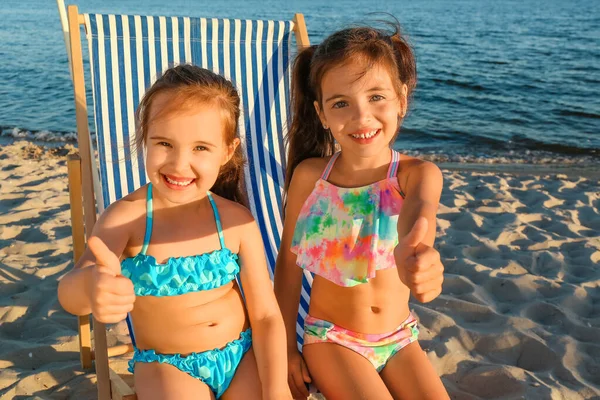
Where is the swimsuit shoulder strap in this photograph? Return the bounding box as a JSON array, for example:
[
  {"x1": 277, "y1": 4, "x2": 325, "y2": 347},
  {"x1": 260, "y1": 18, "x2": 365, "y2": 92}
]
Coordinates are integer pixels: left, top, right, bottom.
[
  {"x1": 386, "y1": 149, "x2": 401, "y2": 179},
  {"x1": 207, "y1": 192, "x2": 225, "y2": 249},
  {"x1": 321, "y1": 152, "x2": 341, "y2": 180},
  {"x1": 140, "y1": 183, "x2": 154, "y2": 255}
]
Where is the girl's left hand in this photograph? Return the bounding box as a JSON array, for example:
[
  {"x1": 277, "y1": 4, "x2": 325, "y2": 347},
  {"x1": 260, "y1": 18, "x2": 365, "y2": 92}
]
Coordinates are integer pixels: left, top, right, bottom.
[{"x1": 394, "y1": 217, "x2": 444, "y2": 303}]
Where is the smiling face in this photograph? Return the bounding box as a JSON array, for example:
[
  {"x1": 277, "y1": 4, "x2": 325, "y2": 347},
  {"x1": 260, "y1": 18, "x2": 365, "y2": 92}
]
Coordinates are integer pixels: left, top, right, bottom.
[
  {"x1": 314, "y1": 60, "x2": 407, "y2": 160},
  {"x1": 144, "y1": 92, "x2": 239, "y2": 205}
]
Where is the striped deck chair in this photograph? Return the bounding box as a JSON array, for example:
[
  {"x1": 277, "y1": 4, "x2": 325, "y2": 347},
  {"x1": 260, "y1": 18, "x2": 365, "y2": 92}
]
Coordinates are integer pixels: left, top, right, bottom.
[{"x1": 61, "y1": 4, "x2": 315, "y2": 400}]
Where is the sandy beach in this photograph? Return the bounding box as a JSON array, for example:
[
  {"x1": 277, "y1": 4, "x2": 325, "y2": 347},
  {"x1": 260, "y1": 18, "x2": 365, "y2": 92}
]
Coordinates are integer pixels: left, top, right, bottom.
[{"x1": 0, "y1": 140, "x2": 598, "y2": 399}]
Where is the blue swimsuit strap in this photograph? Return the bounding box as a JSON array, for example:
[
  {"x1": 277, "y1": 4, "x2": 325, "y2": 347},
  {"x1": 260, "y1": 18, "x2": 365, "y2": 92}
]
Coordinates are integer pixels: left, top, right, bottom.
[
  {"x1": 140, "y1": 185, "x2": 225, "y2": 253},
  {"x1": 140, "y1": 183, "x2": 154, "y2": 255},
  {"x1": 207, "y1": 192, "x2": 225, "y2": 249},
  {"x1": 127, "y1": 183, "x2": 154, "y2": 348},
  {"x1": 208, "y1": 191, "x2": 245, "y2": 300}
]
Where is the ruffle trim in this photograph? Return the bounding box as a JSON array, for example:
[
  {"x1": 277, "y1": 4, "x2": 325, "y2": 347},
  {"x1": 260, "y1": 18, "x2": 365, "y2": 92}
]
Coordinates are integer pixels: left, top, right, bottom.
[{"x1": 121, "y1": 248, "x2": 240, "y2": 296}]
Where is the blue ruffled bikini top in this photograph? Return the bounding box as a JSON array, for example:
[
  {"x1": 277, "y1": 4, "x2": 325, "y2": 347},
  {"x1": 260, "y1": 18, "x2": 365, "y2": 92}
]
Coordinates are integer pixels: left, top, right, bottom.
[{"x1": 120, "y1": 184, "x2": 240, "y2": 297}]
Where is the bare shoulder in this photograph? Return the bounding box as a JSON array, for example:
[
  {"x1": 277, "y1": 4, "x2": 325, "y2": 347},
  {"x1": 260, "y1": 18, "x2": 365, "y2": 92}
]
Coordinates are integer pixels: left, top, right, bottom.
[
  {"x1": 397, "y1": 155, "x2": 443, "y2": 194},
  {"x1": 277, "y1": 157, "x2": 324, "y2": 216},
  {"x1": 399, "y1": 155, "x2": 443, "y2": 181},
  {"x1": 292, "y1": 157, "x2": 331, "y2": 184},
  {"x1": 283, "y1": 156, "x2": 328, "y2": 215},
  {"x1": 89, "y1": 185, "x2": 148, "y2": 257},
  {"x1": 211, "y1": 195, "x2": 255, "y2": 229},
  {"x1": 210, "y1": 195, "x2": 259, "y2": 253},
  {"x1": 96, "y1": 185, "x2": 147, "y2": 229}
]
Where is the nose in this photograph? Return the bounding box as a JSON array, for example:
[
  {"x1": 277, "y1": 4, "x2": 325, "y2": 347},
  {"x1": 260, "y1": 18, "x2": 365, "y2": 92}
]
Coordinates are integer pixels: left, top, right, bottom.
[
  {"x1": 169, "y1": 148, "x2": 193, "y2": 174},
  {"x1": 352, "y1": 101, "x2": 372, "y2": 125}
]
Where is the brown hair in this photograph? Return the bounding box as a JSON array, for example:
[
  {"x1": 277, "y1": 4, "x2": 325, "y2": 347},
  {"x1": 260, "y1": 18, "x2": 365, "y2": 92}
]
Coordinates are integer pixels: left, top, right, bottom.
[
  {"x1": 285, "y1": 22, "x2": 417, "y2": 193},
  {"x1": 135, "y1": 65, "x2": 248, "y2": 207}
]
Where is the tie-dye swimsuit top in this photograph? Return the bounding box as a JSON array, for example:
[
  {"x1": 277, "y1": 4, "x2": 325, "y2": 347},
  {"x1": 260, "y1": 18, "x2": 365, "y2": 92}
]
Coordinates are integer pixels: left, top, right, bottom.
[
  {"x1": 291, "y1": 150, "x2": 405, "y2": 287},
  {"x1": 120, "y1": 184, "x2": 240, "y2": 296}
]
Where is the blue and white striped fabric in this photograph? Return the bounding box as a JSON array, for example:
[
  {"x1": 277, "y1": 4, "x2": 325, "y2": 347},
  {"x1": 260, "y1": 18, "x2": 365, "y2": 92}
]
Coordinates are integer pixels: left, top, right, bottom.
[{"x1": 84, "y1": 13, "x2": 312, "y2": 349}]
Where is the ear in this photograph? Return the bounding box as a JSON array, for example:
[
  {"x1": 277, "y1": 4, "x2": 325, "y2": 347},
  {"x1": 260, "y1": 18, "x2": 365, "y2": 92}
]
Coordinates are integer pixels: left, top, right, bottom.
[
  {"x1": 398, "y1": 83, "x2": 408, "y2": 119},
  {"x1": 313, "y1": 100, "x2": 328, "y2": 129},
  {"x1": 222, "y1": 137, "x2": 240, "y2": 166}
]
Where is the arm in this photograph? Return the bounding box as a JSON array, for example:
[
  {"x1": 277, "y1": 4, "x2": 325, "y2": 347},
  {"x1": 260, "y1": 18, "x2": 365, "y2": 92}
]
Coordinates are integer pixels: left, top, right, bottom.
[
  {"x1": 398, "y1": 160, "x2": 444, "y2": 245},
  {"x1": 395, "y1": 160, "x2": 445, "y2": 303},
  {"x1": 273, "y1": 161, "x2": 320, "y2": 398},
  {"x1": 274, "y1": 161, "x2": 320, "y2": 352},
  {"x1": 237, "y1": 210, "x2": 291, "y2": 399},
  {"x1": 57, "y1": 200, "x2": 136, "y2": 321}
]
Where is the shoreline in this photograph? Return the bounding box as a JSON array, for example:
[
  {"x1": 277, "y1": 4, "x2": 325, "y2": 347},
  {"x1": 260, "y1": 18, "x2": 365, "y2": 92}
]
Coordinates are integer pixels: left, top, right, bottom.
[
  {"x1": 2, "y1": 138, "x2": 600, "y2": 176},
  {"x1": 437, "y1": 162, "x2": 600, "y2": 178}
]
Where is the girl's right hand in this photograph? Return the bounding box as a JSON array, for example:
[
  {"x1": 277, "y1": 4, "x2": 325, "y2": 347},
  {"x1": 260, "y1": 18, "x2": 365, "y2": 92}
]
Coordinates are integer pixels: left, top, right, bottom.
[
  {"x1": 287, "y1": 349, "x2": 311, "y2": 400},
  {"x1": 87, "y1": 236, "x2": 136, "y2": 324}
]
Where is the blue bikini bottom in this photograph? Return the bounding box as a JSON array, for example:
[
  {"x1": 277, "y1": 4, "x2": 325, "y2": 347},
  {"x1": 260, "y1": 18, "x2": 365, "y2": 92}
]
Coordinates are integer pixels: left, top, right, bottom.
[{"x1": 128, "y1": 329, "x2": 252, "y2": 398}]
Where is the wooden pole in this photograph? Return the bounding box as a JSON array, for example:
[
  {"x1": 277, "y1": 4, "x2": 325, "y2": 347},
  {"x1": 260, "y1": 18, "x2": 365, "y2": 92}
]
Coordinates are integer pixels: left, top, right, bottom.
[
  {"x1": 67, "y1": 6, "x2": 110, "y2": 400},
  {"x1": 293, "y1": 14, "x2": 311, "y2": 49},
  {"x1": 67, "y1": 155, "x2": 92, "y2": 369}
]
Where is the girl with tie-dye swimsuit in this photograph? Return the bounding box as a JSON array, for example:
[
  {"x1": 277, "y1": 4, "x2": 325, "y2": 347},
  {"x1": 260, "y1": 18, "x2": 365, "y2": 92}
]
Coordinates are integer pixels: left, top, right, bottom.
[{"x1": 274, "y1": 23, "x2": 450, "y2": 400}]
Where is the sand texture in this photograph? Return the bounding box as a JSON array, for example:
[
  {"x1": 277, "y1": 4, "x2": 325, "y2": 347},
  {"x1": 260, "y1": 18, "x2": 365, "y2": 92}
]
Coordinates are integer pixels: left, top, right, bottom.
[{"x1": 1, "y1": 141, "x2": 598, "y2": 399}]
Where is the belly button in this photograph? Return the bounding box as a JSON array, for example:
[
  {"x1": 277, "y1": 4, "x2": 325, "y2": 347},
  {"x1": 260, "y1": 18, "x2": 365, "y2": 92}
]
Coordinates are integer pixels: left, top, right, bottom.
[
  {"x1": 371, "y1": 306, "x2": 380, "y2": 314},
  {"x1": 208, "y1": 322, "x2": 217, "y2": 327}
]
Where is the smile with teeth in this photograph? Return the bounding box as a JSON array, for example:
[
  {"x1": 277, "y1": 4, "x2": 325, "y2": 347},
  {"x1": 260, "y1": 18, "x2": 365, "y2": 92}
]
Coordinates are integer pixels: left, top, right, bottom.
[
  {"x1": 164, "y1": 175, "x2": 194, "y2": 186},
  {"x1": 350, "y1": 129, "x2": 379, "y2": 139}
]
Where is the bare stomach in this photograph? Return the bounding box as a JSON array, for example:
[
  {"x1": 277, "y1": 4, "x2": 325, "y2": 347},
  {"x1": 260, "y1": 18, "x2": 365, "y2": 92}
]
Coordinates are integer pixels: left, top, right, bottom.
[
  {"x1": 130, "y1": 282, "x2": 248, "y2": 354},
  {"x1": 308, "y1": 267, "x2": 411, "y2": 333}
]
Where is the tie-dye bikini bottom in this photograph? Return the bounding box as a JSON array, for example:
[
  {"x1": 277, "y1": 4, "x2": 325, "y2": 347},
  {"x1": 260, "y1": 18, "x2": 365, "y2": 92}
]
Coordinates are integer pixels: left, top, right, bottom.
[{"x1": 303, "y1": 313, "x2": 419, "y2": 372}]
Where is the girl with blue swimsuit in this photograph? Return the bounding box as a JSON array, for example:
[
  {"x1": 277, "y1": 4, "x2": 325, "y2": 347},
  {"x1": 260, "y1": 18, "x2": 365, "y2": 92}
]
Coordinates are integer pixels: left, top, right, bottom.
[{"x1": 58, "y1": 65, "x2": 292, "y2": 399}]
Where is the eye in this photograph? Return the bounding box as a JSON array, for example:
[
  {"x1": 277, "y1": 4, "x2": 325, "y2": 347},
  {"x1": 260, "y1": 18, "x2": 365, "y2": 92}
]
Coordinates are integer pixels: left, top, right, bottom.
[
  {"x1": 370, "y1": 94, "x2": 385, "y2": 102},
  {"x1": 157, "y1": 141, "x2": 172, "y2": 147},
  {"x1": 194, "y1": 145, "x2": 208, "y2": 151},
  {"x1": 332, "y1": 100, "x2": 348, "y2": 109}
]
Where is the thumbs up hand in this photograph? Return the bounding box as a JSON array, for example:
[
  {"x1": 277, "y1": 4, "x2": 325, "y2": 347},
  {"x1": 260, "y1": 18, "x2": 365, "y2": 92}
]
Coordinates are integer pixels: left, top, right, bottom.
[
  {"x1": 87, "y1": 236, "x2": 136, "y2": 323},
  {"x1": 394, "y1": 217, "x2": 444, "y2": 303}
]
